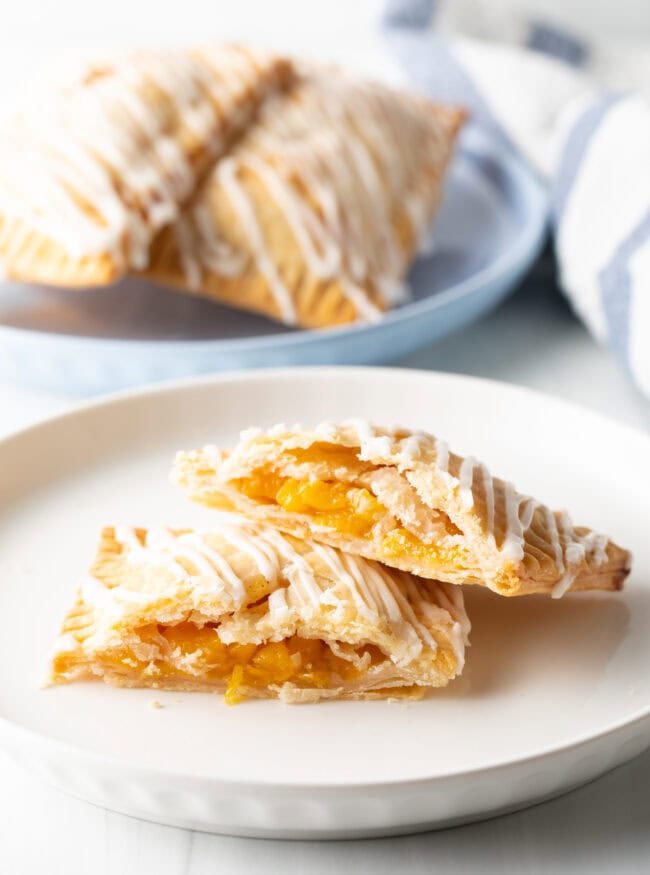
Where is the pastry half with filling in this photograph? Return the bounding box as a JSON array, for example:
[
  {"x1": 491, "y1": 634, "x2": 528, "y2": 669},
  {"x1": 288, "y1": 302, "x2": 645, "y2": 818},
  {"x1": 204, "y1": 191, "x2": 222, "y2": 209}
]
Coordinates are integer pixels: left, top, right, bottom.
[
  {"x1": 0, "y1": 46, "x2": 293, "y2": 286},
  {"x1": 172, "y1": 421, "x2": 631, "y2": 598},
  {"x1": 141, "y1": 65, "x2": 465, "y2": 327},
  {"x1": 50, "y1": 519, "x2": 469, "y2": 703}
]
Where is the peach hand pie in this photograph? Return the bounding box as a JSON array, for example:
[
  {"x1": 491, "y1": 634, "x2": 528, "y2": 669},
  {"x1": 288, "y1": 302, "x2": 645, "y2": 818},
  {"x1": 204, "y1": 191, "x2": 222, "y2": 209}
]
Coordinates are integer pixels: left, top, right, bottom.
[
  {"x1": 0, "y1": 43, "x2": 464, "y2": 329},
  {"x1": 0, "y1": 46, "x2": 293, "y2": 287},
  {"x1": 142, "y1": 65, "x2": 465, "y2": 327},
  {"x1": 172, "y1": 421, "x2": 631, "y2": 598},
  {"x1": 50, "y1": 519, "x2": 469, "y2": 703}
]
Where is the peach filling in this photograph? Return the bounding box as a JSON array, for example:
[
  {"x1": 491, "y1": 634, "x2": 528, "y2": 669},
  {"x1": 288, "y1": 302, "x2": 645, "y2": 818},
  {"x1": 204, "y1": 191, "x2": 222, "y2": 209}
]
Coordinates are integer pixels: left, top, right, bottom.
[
  {"x1": 66, "y1": 622, "x2": 385, "y2": 704},
  {"x1": 235, "y1": 474, "x2": 385, "y2": 537},
  {"x1": 233, "y1": 472, "x2": 466, "y2": 568},
  {"x1": 381, "y1": 528, "x2": 467, "y2": 569}
]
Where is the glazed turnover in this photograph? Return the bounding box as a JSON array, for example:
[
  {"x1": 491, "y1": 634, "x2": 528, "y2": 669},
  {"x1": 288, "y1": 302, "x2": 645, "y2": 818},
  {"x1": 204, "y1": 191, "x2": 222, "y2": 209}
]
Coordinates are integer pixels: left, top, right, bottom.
[
  {"x1": 50, "y1": 518, "x2": 469, "y2": 703},
  {"x1": 172, "y1": 421, "x2": 632, "y2": 598},
  {"x1": 0, "y1": 47, "x2": 464, "y2": 328},
  {"x1": 143, "y1": 65, "x2": 465, "y2": 326},
  {"x1": 0, "y1": 46, "x2": 293, "y2": 286}
]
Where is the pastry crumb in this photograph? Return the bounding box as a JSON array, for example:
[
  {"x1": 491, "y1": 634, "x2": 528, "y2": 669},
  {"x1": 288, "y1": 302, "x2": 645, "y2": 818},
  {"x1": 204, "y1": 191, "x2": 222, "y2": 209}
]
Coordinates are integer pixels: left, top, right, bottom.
[{"x1": 149, "y1": 699, "x2": 163, "y2": 709}]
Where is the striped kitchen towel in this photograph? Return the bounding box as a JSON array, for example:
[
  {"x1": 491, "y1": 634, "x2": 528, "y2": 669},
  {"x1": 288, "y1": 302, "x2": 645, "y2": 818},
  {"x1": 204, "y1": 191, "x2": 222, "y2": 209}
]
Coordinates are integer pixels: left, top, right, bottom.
[{"x1": 384, "y1": 0, "x2": 650, "y2": 399}]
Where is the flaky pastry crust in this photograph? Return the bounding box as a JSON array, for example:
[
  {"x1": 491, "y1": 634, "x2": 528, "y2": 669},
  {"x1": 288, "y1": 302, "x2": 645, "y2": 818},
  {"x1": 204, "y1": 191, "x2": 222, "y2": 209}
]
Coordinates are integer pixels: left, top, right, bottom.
[
  {"x1": 0, "y1": 46, "x2": 293, "y2": 285},
  {"x1": 172, "y1": 421, "x2": 631, "y2": 597},
  {"x1": 142, "y1": 66, "x2": 465, "y2": 327},
  {"x1": 50, "y1": 518, "x2": 468, "y2": 703},
  {"x1": 0, "y1": 48, "x2": 464, "y2": 329}
]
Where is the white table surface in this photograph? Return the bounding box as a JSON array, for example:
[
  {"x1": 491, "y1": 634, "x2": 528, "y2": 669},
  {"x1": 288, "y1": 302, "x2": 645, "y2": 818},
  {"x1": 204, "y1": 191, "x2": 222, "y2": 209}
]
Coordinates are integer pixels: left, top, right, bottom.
[{"x1": 1, "y1": 260, "x2": 650, "y2": 874}]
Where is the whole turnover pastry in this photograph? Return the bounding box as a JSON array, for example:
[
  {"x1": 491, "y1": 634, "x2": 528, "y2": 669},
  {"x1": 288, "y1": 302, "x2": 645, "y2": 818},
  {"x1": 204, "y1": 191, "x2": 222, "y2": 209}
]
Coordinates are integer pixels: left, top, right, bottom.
[
  {"x1": 0, "y1": 45, "x2": 294, "y2": 286},
  {"x1": 0, "y1": 45, "x2": 464, "y2": 328},
  {"x1": 50, "y1": 519, "x2": 469, "y2": 703},
  {"x1": 143, "y1": 65, "x2": 465, "y2": 327},
  {"x1": 172, "y1": 421, "x2": 632, "y2": 598}
]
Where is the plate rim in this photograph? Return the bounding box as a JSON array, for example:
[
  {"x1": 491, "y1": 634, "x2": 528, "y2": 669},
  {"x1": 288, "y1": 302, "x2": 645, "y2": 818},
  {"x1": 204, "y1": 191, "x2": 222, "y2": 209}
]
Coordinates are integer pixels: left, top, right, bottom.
[
  {"x1": 1, "y1": 701, "x2": 649, "y2": 792},
  {"x1": 0, "y1": 127, "x2": 547, "y2": 353},
  {"x1": 0, "y1": 365, "x2": 648, "y2": 791}
]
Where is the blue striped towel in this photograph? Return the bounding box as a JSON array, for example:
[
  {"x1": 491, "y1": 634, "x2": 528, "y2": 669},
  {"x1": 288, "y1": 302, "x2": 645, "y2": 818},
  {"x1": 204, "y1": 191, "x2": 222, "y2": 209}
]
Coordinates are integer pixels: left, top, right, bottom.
[{"x1": 384, "y1": 0, "x2": 650, "y2": 399}]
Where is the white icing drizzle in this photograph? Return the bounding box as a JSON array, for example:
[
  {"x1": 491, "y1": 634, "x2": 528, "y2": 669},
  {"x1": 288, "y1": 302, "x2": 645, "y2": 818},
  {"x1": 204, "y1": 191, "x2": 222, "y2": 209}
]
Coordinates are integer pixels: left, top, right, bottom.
[
  {"x1": 193, "y1": 202, "x2": 246, "y2": 276},
  {"x1": 0, "y1": 45, "x2": 284, "y2": 272},
  {"x1": 308, "y1": 541, "x2": 432, "y2": 662},
  {"x1": 267, "y1": 586, "x2": 291, "y2": 623},
  {"x1": 113, "y1": 525, "x2": 142, "y2": 550},
  {"x1": 80, "y1": 575, "x2": 118, "y2": 610},
  {"x1": 296, "y1": 541, "x2": 362, "y2": 614},
  {"x1": 518, "y1": 497, "x2": 538, "y2": 532},
  {"x1": 344, "y1": 418, "x2": 375, "y2": 443},
  {"x1": 401, "y1": 433, "x2": 425, "y2": 459},
  {"x1": 179, "y1": 533, "x2": 246, "y2": 603},
  {"x1": 433, "y1": 438, "x2": 455, "y2": 489},
  {"x1": 545, "y1": 506, "x2": 564, "y2": 571},
  {"x1": 550, "y1": 512, "x2": 585, "y2": 598},
  {"x1": 207, "y1": 520, "x2": 280, "y2": 582},
  {"x1": 76, "y1": 517, "x2": 465, "y2": 666},
  {"x1": 146, "y1": 527, "x2": 217, "y2": 578},
  {"x1": 553, "y1": 531, "x2": 611, "y2": 598},
  {"x1": 176, "y1": 66, "x2": 454, "y2": 323},
  {"x1": 551, "y1": 571, "x2": 577, "y2": 600},
  {"x1": 339, "y1": 278, "x2": 383, "y2": 322},
  {"x1": 221, "y1": 422, "x2": 614, "y2": 595},
  {"x1": 369, "y1": 567, "x2": 438, "y2": 653},
  {"x1": 458, "y1": 456, "x2": 476, "y2": 508},
  {"x1": 579, "y1": 531, "x2": 610, "y2": 565},
  {"x1": 432, "y1": 582, "x2": 471, "y2": 647},
  {"x1": 482, "y1": 464, "x2": 496, "y2": 540},
  {"x1": 217, "y1": 158, "x2": 296, "y2": 323}
]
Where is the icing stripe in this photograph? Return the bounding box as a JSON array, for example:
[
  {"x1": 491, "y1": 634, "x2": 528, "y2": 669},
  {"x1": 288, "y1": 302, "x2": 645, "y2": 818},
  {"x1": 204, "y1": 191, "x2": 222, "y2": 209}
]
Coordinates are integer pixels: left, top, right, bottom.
[
  {"x1": 0, "y1": 46, "x2": 286, "y2": 271},
  {"x1": 175, "y1": 67, "x2": 456, "y2": 322},
  {"x1": 211, "y1": 421, "x2": 614, "y2": 590},
  {"x1": 83, "y1": 519, "x2": 465, "y2": 665}
]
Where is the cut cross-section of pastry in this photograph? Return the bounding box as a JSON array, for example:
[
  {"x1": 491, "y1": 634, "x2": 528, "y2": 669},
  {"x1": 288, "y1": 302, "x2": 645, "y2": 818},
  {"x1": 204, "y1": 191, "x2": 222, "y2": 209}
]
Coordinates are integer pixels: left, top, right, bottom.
[
  {"x1": 172, "y1": 421, "x2": 632, "y2": 598},
  {"x1": 50, "y1": 519, "x2": 469, "y2": 703},
  {"x1": 0, "y1": 45, "x2": 294, "y2": 286},
  {"x1": 142, "y1": 66, "x2": 465, "y2": 327}
]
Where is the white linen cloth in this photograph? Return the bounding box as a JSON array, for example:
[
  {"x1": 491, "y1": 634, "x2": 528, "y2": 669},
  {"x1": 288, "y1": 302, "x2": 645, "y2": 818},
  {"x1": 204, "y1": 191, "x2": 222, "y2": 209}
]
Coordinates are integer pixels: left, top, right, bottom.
[{"x1": 384, "y1": 0, "x2": 650, "y2": 398}]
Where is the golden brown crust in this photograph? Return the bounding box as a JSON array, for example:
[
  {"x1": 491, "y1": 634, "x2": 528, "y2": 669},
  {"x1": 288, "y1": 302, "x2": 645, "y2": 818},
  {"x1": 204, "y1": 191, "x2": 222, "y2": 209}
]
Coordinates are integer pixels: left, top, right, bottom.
[
  {"x1": 143, "y1": 71, "x2": 465, "y2": 328},
  {"x1": 144, "y1": 174, "x2": 383, "y2": 327},
  {"x1": 50, "y1": 521, "x2": 469, "y2": 702},
  {"x1": 0, "y1": 218, "x2": 120, "y2": 285},
  {"x1": 172, "y1": 422, "x2": 632, "y2": 598},
  {"x1": 0, "y1": 49, "x2": 463, "y2": 330},
  {"x1": 0, "y1": 47, "x2": 295, "y2": 286}
]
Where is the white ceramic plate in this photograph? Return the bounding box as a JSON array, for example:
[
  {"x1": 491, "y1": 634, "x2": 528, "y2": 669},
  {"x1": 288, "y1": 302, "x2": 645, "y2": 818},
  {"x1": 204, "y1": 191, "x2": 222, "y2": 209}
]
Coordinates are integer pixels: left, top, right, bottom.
[{"x1": 0, "y1": 367, "x2": 648, "y2": 839}]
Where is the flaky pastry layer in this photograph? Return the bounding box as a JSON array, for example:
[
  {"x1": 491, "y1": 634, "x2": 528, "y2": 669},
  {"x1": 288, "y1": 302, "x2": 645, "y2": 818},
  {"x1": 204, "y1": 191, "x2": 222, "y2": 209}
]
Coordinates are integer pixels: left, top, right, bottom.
[
  {"x1": 50, "y1": 518, "x2": 468, "y2": 703},
  {"x1": 172, "y1": 421, "x2": 631, "y2": 597}
]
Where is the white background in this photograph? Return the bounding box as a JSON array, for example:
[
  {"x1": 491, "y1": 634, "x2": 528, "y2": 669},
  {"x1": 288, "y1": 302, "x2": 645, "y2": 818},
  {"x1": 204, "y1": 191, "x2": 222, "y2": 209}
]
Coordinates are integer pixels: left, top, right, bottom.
[{"x1": 1, "y1": 1, "x2": 650, "y2": 872}]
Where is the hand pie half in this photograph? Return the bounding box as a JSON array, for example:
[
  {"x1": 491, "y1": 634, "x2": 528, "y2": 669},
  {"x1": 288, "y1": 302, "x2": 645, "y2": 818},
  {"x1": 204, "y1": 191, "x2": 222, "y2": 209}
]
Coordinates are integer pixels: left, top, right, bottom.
[
  {"x1": 143, "y1": 66, "x2": 465, "y2": 327},
  {"x1": 50, "y1": 519, "x2": 469, "y2": 703},
  {"x1": 172, "y1": 421, "x2": 631, "y2": 598}
]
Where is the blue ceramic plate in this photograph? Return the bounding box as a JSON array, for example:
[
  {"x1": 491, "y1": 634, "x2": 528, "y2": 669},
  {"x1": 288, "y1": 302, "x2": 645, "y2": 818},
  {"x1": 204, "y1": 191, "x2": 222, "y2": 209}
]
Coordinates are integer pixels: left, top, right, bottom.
[{"x1": 0, "y1": 127, "x2": 547, "y2": 395}]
